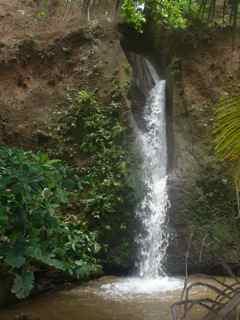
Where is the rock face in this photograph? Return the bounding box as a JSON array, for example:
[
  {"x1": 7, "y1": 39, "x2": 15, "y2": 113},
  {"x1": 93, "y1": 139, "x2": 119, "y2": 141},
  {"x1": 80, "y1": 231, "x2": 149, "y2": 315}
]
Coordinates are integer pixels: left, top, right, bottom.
[
  {"x1": 95, "y1": 24, "x2": 240, "y2": 275},
  {"x1": 125, "y1": 27, "x2": 240, "y2": 274},
  {"x1": 164, "y1": 30, "x2": 240, "y2": 274}
]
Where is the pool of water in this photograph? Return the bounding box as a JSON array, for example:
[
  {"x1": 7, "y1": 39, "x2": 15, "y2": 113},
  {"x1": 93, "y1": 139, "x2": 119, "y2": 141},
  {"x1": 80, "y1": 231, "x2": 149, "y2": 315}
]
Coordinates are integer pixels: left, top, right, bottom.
[{"x1": 0, "y1": 276, "x2": 217, "y2": 320}]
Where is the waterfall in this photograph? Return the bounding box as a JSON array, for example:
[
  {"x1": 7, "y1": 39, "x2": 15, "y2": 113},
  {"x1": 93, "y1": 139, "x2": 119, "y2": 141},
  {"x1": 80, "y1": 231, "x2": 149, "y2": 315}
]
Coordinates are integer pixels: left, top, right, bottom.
[
  {"x1": 100, "y1": 58, "x2": 183, "y2": 297},
  {"x1": 136, "y1": 60, "x2": 169, "y2": 278}
]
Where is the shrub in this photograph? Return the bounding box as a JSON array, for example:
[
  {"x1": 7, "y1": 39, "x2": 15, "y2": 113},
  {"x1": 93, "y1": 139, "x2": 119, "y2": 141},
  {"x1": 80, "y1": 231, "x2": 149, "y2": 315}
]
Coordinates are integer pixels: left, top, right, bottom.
[
  {"x1": 0, "y1": 146, "x2": 101, "y2": 299},
  {"x1": 50, "y1": 90, "x2": 140, "y2": 270}
]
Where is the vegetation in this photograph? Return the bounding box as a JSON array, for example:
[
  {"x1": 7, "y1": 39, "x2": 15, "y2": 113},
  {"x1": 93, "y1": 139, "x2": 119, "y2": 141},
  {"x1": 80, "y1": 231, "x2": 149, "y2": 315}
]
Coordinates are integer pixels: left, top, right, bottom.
[
  {"x1": 178, "y1": 92, "x2": 240, "y2": 271},
  {"x1": 184, "y1": 165, "x2": 239, "y2": 259},
  {"x1": 121, "y1": 0, "x2": 240, "y2": 31},
  {"x1": 49, "y1": 89, "x2": 139, "y2": 271},
  {"x1": 0, "y1": 147, "x2": 100, "y2": 299},
  {"x1": 214, "y1": 96, "x2": 240, "y2": 191},
  {"x1": 121, "y1": 0, "x2": 146, "y2": 32},
  {"x1": 0, "y1": 84, "x2": 138, "y2": 299}
]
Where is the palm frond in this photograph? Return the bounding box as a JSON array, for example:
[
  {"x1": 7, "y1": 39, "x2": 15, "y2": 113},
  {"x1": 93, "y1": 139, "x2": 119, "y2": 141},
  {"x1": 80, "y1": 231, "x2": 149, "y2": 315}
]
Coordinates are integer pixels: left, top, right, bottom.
[
  {"x1": 214, "y1": 96, "x2": 240, "y2": 161},
  {"x1": 214, "y1": 96, "x2": 240, "y2": 217}
]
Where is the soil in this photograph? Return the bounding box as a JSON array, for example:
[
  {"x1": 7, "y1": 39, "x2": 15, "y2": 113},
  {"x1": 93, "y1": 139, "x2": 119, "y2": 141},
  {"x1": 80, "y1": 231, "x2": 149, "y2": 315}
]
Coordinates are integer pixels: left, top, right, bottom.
[{"x1": 0, "y1": 0, "x2": 127, "y2": 150}]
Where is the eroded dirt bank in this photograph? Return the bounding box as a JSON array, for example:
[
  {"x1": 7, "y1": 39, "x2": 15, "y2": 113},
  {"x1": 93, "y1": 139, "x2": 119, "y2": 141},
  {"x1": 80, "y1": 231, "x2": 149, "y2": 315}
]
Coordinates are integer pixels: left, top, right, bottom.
[{"x1": 0, "y1": 0, "x2": 128, "y2": 149}]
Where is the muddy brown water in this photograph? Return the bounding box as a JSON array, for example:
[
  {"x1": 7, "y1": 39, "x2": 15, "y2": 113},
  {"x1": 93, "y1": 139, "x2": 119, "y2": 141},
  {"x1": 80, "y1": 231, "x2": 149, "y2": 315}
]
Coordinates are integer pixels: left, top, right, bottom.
[{"x1": 0, "y1": 276, "x2": 225, "y2": 320}]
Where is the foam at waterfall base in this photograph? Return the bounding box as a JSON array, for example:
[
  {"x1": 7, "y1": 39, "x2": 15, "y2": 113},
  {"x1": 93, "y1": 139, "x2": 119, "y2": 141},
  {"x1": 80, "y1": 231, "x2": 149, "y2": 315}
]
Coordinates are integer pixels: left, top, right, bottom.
[{"x1": 99, "y1": 277, "x2": 184, "y2": 299}]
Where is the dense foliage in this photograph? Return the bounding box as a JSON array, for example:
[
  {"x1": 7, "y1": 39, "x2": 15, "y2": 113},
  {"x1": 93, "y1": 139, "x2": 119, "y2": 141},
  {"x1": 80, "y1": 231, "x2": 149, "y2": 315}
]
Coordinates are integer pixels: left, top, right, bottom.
[
  {"x1": 121, "y1": 0, "x2": 146, "y2": 32},
  {"x1": 0, "y1": 147, "x2": 100, "y2": 299},
  {"x1": 50, "y1": 90, "x2": 139, "y2": 271},
  {"x1": 0, "y1": 88, "x2": 138, "y2": 298},
  {"x1": 121, "y1": 0, "x2": 240, "y2": 31}
]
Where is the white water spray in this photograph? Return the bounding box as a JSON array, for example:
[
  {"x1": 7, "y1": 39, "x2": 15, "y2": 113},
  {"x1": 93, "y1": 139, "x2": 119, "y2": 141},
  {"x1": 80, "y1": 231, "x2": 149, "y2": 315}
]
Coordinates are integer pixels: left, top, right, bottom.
[{"x1": 136, "y1": 61, "x2": 169, "y2": 278}]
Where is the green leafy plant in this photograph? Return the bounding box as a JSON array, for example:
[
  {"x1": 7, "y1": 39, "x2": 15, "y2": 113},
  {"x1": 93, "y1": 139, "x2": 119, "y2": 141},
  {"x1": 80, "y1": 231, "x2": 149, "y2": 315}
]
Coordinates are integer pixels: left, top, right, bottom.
[
  {"x1": 214, "y1": 96, "x2": 240, "y2": 215},
  {"x1": 50, "y1": 90, "x2": 140, "y2": 270},
  {"x1": 214, "y1": 97, "x2": 240, "y2": 163},
  {"x1": 121, "y1": 0, "x2": 199, "y2": 31},
  {"x1": 121, "y1": 0, "x2": 240, "y2": 32},
  {"x1": 121, "y1": 0, "x2": 146, "y2": 32},
  {"x1": 0, "y1": 147, "x2": 101, "y2": 299},
  {"x1": 36, "y1": 0, "x2": 49, "y2": 19}
]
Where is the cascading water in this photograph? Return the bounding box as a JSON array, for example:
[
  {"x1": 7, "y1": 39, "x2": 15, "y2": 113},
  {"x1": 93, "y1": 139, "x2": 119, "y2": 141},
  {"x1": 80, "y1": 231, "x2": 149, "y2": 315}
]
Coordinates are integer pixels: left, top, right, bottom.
[
  {"x1": 100, "y1": 59, "x2": 183, "y2": 297},
  {"x1": 136, "y1": 63, "x2": 169, "y2": 279}
]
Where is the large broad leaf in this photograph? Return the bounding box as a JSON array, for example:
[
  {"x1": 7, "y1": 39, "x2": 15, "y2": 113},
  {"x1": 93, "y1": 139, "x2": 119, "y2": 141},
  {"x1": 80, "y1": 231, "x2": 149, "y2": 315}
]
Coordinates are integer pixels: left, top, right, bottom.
[
  {"x1": 5, "y1": 251, "x2": 26, "y2": 269},
  {"x1": 12, "y1": 271, "x2": 34, "y2": 299}
]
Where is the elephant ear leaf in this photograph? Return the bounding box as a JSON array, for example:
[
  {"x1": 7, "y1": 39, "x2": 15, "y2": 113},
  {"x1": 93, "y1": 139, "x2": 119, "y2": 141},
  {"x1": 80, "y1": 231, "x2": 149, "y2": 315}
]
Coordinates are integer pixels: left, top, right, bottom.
[
  {"x1": 5, "y1": 251, "x2": 26, "y2": 269},
  {"x1": 12, "y1": 272, "x2": 34, "y2": 299}
]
